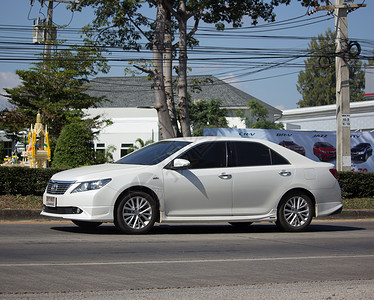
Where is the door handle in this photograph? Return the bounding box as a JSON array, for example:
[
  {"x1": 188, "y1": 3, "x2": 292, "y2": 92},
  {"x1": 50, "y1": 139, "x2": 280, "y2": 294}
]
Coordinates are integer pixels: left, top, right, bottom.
[
  {"x1": 219, "y1": 173, "x2": 232, "y2": 180},
  {"x1": 279, "y1": 170, "x2": 292, "y2": 177}
]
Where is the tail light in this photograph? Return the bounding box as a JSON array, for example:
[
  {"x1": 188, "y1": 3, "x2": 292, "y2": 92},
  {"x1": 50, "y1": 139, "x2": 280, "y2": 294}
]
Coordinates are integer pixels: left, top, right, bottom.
[{"x1": 329, "y1": 168, "x2": 338, "y2": 179}]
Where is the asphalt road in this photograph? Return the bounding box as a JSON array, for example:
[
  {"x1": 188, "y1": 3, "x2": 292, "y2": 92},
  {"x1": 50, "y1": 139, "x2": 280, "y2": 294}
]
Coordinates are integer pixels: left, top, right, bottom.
[{"x1": 1, "y1": 220, "x2": 374, "y2": 299}]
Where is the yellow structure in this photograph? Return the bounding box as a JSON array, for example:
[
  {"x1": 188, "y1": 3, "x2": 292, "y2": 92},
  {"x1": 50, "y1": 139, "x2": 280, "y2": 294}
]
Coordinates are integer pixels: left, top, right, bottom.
[{"x1": 25, "y1": 112, "x2": 51, "y2": 168}]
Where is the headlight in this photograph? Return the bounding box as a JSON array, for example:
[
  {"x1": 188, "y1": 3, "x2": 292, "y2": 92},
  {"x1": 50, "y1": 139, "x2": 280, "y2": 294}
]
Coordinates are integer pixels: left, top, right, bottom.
[{"x1": 71, "y1": 178, "x2": 111, "y2": 193}]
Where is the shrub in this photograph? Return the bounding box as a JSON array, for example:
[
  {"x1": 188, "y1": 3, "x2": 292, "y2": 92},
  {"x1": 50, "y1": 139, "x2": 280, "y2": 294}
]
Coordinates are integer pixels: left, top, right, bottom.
[
  {"x1": 338, "y1": 172, "x2": 374, "y2": 199},
  {"x1": 0, "y1": 142, "x2": 4, "y2": 161},
  {"x1": 52, "y1": 122, "x2": 95, "y2": 168},
  {"x1": 0, "y1": 166, "x2": 66, "y2": 196}
]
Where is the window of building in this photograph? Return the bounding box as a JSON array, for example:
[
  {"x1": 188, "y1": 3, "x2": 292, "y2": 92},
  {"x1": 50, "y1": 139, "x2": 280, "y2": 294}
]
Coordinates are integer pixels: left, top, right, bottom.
[{"x1": 120, "y1": 143, "x2": 133, "y2": 157}]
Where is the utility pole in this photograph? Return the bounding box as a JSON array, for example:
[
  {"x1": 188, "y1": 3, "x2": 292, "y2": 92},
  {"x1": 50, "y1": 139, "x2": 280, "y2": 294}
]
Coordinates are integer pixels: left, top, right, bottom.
[
  {"x1": 31, "y1": 0, "x2": 80, "y2": 60},
  {"x1": 44, "y1": 1, "x2": 54, "y2": 59},
  {"x1": 313, "y1": 0, "x2": 366, "y2": 171},
  {"x1": 335, "y1": 0, "x2": 351, "y2": 171}
]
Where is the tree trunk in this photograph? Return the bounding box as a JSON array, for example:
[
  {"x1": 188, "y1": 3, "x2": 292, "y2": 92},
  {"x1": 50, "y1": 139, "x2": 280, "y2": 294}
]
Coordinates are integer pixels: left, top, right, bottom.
[
  {"x1": 164, "y1": 8, "x2": 179, "y2": 137},
  {"x1": 153, "y1": 1, "x2": 174, "y2": 139},
  {"x1": 177, "y1": 1, "x2": 191, "y2": 137}
]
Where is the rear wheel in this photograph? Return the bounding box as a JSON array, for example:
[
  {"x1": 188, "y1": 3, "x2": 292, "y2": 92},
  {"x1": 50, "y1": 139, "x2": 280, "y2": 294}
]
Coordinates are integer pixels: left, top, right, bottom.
[
  {"x1": 276, "y1": 192, "x2": 313, "y2": 232},
  {"x1": 114, "y1": 191, "x2": 157, "y2": 234}
]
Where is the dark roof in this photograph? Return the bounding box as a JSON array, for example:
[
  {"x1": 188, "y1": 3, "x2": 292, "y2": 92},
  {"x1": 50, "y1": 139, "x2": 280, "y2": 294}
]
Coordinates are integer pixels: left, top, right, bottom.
[{"x1": 85, "y1": 75, "x2": 280, "y2": 114}]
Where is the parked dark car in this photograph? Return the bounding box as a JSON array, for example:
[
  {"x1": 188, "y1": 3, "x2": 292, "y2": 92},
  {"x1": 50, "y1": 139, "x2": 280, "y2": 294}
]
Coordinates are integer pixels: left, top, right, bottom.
[
  {"x1": 279, "y1": 140, "x2": 306, "y2": 156},
  {"x1": 351, "y1": 143, "x2": 373, "y2": 162},
  {"x1": 313, "y1": 142, "x2": 336, "y2": 161}
]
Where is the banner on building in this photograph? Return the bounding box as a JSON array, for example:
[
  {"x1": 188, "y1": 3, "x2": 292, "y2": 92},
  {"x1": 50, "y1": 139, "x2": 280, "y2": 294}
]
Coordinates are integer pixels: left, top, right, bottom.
[{"x1": 204, "y1": 128, "x2": 374, "y2": 172}]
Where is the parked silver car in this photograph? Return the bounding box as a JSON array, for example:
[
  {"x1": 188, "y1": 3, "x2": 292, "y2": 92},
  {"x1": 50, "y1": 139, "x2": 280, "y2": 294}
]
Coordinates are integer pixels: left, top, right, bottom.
[{"x1": 42, "y1": 137, "x2": 342, "y2": 233}]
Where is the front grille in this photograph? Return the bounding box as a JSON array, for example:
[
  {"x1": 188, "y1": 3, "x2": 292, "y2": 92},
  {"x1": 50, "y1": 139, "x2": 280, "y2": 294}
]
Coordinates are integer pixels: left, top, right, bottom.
[{"x1": 46, "y1": 180, "x2": 75, "y2": 195}]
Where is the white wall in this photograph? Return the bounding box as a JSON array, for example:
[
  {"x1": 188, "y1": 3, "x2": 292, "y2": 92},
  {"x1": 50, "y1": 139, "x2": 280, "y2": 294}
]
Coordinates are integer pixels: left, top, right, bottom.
[
  {"x1": 85, "y1": 107, "x2": 159, "y2": 160},
  {"x1": 278, "y1": 101, "x2": 374, "y2": 132}
]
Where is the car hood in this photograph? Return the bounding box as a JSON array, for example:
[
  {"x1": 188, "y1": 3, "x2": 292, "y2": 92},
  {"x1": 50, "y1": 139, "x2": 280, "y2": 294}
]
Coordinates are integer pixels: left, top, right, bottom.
[{"x1": 51, "y1": 163, "x2": 153, "y2": 182}]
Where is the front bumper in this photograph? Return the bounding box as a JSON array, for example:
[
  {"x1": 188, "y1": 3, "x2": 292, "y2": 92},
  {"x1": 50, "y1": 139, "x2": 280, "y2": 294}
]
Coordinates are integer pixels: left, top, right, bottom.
[{"x1": 42, "y1": 184, "x2": 118, "y2": 222}]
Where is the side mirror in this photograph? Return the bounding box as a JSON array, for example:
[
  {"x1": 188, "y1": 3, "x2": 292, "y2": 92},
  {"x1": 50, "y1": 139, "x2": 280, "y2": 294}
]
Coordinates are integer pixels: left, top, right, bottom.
[{"x1": 171, "y1": 158, "x2": 190, "y2": 169}]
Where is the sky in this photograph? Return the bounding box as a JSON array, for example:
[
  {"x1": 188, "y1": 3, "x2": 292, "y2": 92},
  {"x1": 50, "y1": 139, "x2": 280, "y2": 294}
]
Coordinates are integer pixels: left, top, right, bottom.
[{"x1": 0, "y1": 0, "x2": 373, "y2": 111}]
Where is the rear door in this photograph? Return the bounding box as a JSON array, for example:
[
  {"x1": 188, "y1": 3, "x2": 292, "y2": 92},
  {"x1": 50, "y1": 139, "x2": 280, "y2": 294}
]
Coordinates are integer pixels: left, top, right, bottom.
[{"x1": 228, "y1": 141, "x2": 294, "y2": 216}]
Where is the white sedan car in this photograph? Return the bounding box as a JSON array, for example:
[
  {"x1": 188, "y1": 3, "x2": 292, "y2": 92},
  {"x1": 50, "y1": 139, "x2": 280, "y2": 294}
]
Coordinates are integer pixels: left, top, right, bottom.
[{"x1": 42, "y1": 137, "x2": 342, "y2": 233}]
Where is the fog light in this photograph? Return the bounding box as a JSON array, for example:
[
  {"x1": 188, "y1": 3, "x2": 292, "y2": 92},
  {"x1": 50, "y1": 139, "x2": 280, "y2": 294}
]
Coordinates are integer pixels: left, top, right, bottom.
[{"x1": 74, "y1": 208, "x2": 83, "y2": 214}]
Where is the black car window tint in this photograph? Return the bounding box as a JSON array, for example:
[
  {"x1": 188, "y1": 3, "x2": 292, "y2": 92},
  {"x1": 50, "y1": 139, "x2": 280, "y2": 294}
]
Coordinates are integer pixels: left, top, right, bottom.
[
  {"x1": 179, "y1": 142, "x2": 227, "y2": 169},
  {"x1": 115, "y1": 141, "x2": 190, "y2": 165},
  {"x1": 230, "y1": 142, "x2": 288, "y2": 167},
  {"x1": 229, "y1": 141, "x2": 271, "y2": 167},
  {"x1": 270, "y1": 149, "x2": 290, "y2": 165}
]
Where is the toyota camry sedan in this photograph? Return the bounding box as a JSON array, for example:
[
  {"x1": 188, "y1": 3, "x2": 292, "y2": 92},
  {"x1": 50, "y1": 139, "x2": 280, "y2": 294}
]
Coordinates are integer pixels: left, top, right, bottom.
[{"x1": 42, "y1": 137, "x2": 342, "y2": 234}]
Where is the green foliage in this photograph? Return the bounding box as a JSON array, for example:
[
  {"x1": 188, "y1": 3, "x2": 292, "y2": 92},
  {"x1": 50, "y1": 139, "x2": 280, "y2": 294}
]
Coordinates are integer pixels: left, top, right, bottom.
[
  {"x1": 189, "y1": 99, "x2": 228, "y2": 136},
  {"x1": 94, "y1": 145, "x2": 117, "y2": 164},
  {"x1": 0, "y1": 142, "x2": 4, "y2": 161},
  {"x1": 237, "y1": 99, "x2": 284, "y2": 129},
  {"x1": 52, "y1": 122, "x2": 95, "y2": 168},
  {"x1": 297, "y1": 28, "x2": 365, "y2": 107},
  {"x1": 0, "y1": 166, "x2": 66, "y2": 196},
  {"x1": 127, "y1": 138, "x2": 154, "y2": 154},
  {"x1": 338, "y1": 172, "x2": 374, "y2": 199},
  {"x1": 1, "y1": 42, "x2": 109, "y2": 142}
]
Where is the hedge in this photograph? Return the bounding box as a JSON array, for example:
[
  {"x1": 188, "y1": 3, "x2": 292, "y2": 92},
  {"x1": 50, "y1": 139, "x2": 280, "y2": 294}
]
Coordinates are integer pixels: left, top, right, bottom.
[
  {"x1": 338, "y1": 171, "x2": 374, "y2": 199},
  {"x1": 1, "y1": 166, "x2": 374, "y2": 198},
  {"x1": 0, "y1": 166, "x2": 66, "y2": 196}
]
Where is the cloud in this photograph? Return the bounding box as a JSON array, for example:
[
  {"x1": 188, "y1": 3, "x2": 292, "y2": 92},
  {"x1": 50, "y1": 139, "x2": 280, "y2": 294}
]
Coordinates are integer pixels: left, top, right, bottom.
[{"x1": 0, "y1": 72, "x2": 20, "y2": 110}]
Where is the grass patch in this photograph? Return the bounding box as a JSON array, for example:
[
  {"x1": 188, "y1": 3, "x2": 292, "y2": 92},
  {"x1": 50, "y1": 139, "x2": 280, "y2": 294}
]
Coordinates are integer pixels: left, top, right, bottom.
[
  {"x1": 0, "y1": 195, "x2": 43, "y2": 210},
  {"x1": 342, "y1": 198, "x2": 374, "y2": 209}
]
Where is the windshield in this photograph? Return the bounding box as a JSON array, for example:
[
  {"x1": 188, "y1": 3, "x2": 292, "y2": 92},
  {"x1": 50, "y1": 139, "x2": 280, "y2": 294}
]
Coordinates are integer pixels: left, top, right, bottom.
[{"x1": 115, "y1": 141, "x2": 191, "y2": 165}]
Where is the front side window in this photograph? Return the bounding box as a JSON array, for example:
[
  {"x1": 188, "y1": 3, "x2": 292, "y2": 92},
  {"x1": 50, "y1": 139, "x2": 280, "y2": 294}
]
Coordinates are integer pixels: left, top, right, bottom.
[
  {"x1": 115, "y1": 141, "x2": 190, "y2": 165},
  {"x1": 179, "y1": 142, "x2": 227, "y2": 169},
  {"x1": 229, "y1": 141, "x2": 289, "y2": 167}
]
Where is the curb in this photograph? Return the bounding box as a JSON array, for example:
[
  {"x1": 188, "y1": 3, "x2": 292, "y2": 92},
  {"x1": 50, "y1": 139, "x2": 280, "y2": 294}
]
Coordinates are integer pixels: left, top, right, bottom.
[
  {"x1": 1, "y1": 209, "x2": 374, "y2": 222},
  {"x1": 317, "y1": 209, "x2": 374, "y2": 220}
]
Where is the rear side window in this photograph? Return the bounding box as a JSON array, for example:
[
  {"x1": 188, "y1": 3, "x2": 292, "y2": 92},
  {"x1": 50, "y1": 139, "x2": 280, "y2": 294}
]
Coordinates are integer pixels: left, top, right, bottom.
[
  {"x1": 179, "y1": 142, "x2": 227, "y2": 169},
  {"x1": 229, "y1": 141, "x2": 289, "y2": 167}
]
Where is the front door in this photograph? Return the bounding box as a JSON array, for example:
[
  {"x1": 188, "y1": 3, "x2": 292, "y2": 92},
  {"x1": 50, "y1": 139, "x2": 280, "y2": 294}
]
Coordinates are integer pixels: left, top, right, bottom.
[{"x1": 163, "y1": 142, "x2": 232, "y2": 217}]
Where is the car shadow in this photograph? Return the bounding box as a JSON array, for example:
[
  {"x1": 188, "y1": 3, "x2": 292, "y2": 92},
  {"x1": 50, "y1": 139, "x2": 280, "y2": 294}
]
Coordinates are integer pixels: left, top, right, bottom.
[{"x1": 49, "y1": 222, "x2": 365, "y2": 235}]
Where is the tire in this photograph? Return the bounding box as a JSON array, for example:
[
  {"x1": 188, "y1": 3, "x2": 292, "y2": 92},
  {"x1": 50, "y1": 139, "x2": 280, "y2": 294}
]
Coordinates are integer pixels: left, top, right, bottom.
[
  {"x1": 114, "y1": 191, "x2": 157, "y2": 234},
  {"x1": 72, "y1": 220, "x2": 102, "y2": 230},
  {"x1": 276, "y1": 192, "x2": 313, "y2": 232},
  {"x1": 229, "y1": 222, "x2": 253, "y2": 227}
]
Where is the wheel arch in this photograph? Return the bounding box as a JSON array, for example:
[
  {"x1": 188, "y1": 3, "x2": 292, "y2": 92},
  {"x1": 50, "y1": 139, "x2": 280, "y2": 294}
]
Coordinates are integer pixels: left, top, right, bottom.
[
  {"x1": 114, "y1": 186, "x2": 161, "y2": 222},
  {"x1": 279, "y1": 188, "x2": 316, "y2": 217}
]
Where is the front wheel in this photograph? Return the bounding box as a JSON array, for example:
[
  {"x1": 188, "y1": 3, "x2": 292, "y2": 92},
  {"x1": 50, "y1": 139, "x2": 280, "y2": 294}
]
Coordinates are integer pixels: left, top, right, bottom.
[
  {"x1": 276, "y1": 192, "x2": 313, "y2": 232},
  {"x1": 114, "y1": 191, "x2": 157, "y2": 234}
]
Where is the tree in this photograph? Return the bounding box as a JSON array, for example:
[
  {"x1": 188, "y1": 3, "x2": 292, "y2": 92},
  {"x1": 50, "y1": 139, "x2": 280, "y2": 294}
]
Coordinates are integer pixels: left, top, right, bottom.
[
  {"x1": 297, "y1": 28, "x2": 365, "y2": 107},
  {"x1": 95, "y1": 145, "x2": 117, "y2": 164},
  {"x1": 1, "y1": 42, "x2": 109, "y2": 144},
  {"x1": 189, "y1": 99, "x2": 228, "y2": 136},
  {"x1": 52, "y1": 122, "x2": 95, "y2": 168},
  {"x1": 77, "y1": 0, "x2": 311, "y2": 138},
  {"x1": 238, "y1": 99, "x2": 283, "y2": 129},
  {"x1": 127, "y1": 138, "x2": 154, "y2": 153},
  {"x1": 0, "y1": 142, "x2": 4, "y2": 162}
]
